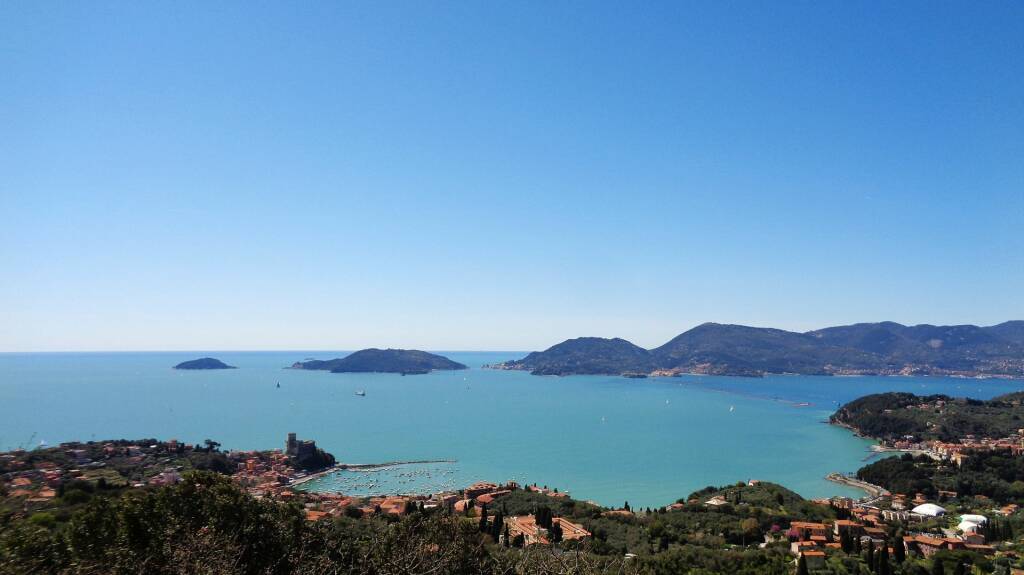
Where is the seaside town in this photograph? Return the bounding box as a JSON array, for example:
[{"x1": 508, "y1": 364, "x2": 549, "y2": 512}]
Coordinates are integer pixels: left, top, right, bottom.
[
  {"x1": 0, "y1": 433, "x2": 592, "y2": 548},
  {"x1": 5, "y1": 426, "x2": 1024, "y2": 573}
]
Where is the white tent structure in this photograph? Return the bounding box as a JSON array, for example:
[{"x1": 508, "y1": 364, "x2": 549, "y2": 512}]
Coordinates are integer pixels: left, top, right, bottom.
[
  {"x1": 911, "y1": 503, "x2": 947, "y2": 517},
  {"x1": 961, "y1": 514, "x2": 988, "y2": 525},
  {"x1": 958, "y1": 520, "x2": 982, "y2": 533}
]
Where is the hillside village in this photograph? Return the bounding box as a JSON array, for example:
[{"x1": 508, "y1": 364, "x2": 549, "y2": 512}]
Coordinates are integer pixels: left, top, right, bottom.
[{"x1": 5, "y1": 429, "x2": 1024, "y2": 573}]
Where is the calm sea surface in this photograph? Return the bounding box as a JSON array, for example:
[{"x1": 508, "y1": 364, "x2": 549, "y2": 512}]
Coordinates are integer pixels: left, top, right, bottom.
[{"x1": 2, "y1": 351, "x2": 1022, "y2": 508}]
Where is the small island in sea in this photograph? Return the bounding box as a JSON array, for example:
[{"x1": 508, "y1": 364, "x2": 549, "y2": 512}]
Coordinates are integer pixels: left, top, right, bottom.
[
  {"x1": 290, "y1": 348, "x2": 467, "y2": 374},
  {"x1": 173, "y1": 357, "x2": 236, "y2": 370},
  {"x1": 492, "y1": 320, "x2": 1024, "y2": 378}
]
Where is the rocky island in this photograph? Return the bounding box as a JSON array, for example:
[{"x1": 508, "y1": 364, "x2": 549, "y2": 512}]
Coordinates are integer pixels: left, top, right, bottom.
[
  {"x1": 492, "y1": 320, "x2": 1024, "y2": 378},
  {"x1": 173, "y1": 357, "x2": 236, "y2": 370},
  {"x1": 290, "y1": 348, "x2": 467, "y2": 374}
]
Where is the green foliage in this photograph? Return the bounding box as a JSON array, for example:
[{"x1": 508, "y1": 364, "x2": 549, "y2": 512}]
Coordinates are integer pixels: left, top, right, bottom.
[
  {"x1": 833, "y1": 392, "x2": 1024, "y2": 442},
  {"x1": 1, "y1": 472, "x2": 651, "y2": 575},
  {"x1": 642, "y1": 545, "x2": 798, "y2": 575},
  {"x1": 550, "y1": 520, "x2": 563, "y2": 543},
  {"x1": 0, "y1": 470, "x2": 962, "y2": 575},
  {"x1": 797, "y1": 553, "x2": 809, "y2": 575},
  {"x1": 858, "y1": 449, "x2": 1024, "y2": 504}
]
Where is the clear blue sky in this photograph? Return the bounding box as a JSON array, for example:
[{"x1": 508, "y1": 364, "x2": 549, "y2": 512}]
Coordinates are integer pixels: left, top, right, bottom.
[{"x1": 1, "y1": 2, "x2": 1021, "y2": 352}]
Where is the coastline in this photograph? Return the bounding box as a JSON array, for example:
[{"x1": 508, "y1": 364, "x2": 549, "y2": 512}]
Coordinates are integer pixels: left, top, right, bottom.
[
  {"x1": 293, "y1": 459, "x2": 458, "y2": 488},
  {"x1": 825, "y1": 472, "x2": 890, "y2": 499}
]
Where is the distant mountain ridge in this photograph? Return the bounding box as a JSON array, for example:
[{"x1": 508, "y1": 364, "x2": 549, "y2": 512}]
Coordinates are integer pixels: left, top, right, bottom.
[
  {"x1": 494, "y1": 321, "x2": 1024, "y2": 378},
  {"x1": 290, "y1": 349, "x2": 467, "y2": 374}
]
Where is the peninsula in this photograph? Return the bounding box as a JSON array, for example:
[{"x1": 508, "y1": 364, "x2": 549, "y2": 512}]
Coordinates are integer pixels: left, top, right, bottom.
[
  {"x1": 173, "y1": 357, "x2": 236, "y2": 370},
  {"x1": 830, "y1": 391, "x2": 1024, "y2": 444},
  {"x1": 290, "y1": 348, "x2": 467, "y2": 374},
  {"x1": 492, "y1": 320, "x2": 1024, "y2": 378}
]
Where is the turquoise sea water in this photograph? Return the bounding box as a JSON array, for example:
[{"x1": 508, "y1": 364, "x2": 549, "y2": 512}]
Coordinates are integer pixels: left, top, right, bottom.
[{"x1": 2, "y1": 351, "x2": 1022, "y2": 508}]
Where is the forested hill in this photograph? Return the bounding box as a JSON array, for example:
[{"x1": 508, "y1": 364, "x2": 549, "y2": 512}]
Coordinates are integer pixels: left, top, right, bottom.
[
  {"x1": 290, "y1": 349, "x2": 467, "y2": 374},
  {"x1": 494, "y1": 321, "x2": 1024, "y2": 378},
  {"x1": 173, "y1": 357, "x2": 235, "y2": 370},
  {"x1": 509, "y1": 338, "x2": 655, "y2": 376},
  {"x1": 830, "y1": 391, "x2": 1024, "y2": 442}
]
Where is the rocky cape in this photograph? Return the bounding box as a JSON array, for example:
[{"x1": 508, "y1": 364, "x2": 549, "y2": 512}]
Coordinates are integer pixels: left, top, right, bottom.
[
  {"x1": 493, "y1": 321, "x2": 1024, "y2": 378},
  {"x1": 290, "y1": 348, "x2": 467, "y2": 374},
  {"x1": 173, "y1": 357, "x2": 236, "y2": 370}
]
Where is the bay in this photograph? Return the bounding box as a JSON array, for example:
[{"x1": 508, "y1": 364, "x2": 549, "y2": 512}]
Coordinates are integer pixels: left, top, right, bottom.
[{"x1": 2, "y1": 351, "x2": 1021, "y2": 508}]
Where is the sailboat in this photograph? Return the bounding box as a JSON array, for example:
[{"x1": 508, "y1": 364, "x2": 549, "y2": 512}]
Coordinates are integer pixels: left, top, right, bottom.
[{"x1": 355, "y1": 390, "x2": 366, "y2": 397}]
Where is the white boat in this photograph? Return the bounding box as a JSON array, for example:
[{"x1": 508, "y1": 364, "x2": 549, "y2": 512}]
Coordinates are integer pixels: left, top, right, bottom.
[{"x1": 355, "y1": 390, "x2": 366, "y2": 396}]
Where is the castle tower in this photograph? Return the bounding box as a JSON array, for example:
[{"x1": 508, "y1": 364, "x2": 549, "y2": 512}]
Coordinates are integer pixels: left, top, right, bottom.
[{"x1": 286, "y1": 432, "x2": 297, "y2": 455}]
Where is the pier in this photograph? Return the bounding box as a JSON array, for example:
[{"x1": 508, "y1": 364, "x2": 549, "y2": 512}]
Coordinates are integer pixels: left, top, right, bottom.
[
  {"x1": 291, "y1": 459, "x2": 457, "y2": 487},
  {"x1": 825, "y1": 472, "x2": 890, "y2": 500}
]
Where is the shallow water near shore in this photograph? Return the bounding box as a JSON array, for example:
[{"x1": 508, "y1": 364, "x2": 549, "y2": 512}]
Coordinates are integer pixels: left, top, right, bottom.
[{"x1": 2, "y1": 351, "x2": 1022, "y2": 508}]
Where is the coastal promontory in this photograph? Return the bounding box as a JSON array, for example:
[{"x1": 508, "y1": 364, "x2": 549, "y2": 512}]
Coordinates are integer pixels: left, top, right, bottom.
[
  {"x1": 290, "y1": 349, "x2": 467, "y2": 374},
  {"x1": 173, "y1": 357, "x2": 236, "y2": 370},
  {"x1": 830, "y1": 391, "x2": 1024, "y2": 442},
  {"x1": 498, "y1": 337, "x2": 655, "y2": 376},
  {"x1": 492, "y1": 320, "x2": 1024, "y2": 378}
]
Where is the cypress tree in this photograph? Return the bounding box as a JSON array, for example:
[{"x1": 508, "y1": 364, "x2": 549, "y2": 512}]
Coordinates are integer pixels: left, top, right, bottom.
[
  {"x1": 893, "y1": 537, "x2": 905, "y2": 563},
  {"x1": 550, "y1": 520, "x2": 563, "y2": 543},
  {"x1": 796, "y1": 554, "x2": 809, "y2": 575},
  {"x1": 866, "y1": 539, "x2": 875, "y2": 569},
  {"x1": 479, "y1": 503, "x2": 488, "y2": 533},
  {"x1": 840, "y1": 530, "x2": 852, "y2": 554},
  {"x1": 878, "y1": 542, "x2": 890, "y2": 575},
  {"x1": 491, "y1": 509, "x2": 504, "y2": 540},
  {"x1": 536, "y1": 506, "x2": 553, "y2": 529}
]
